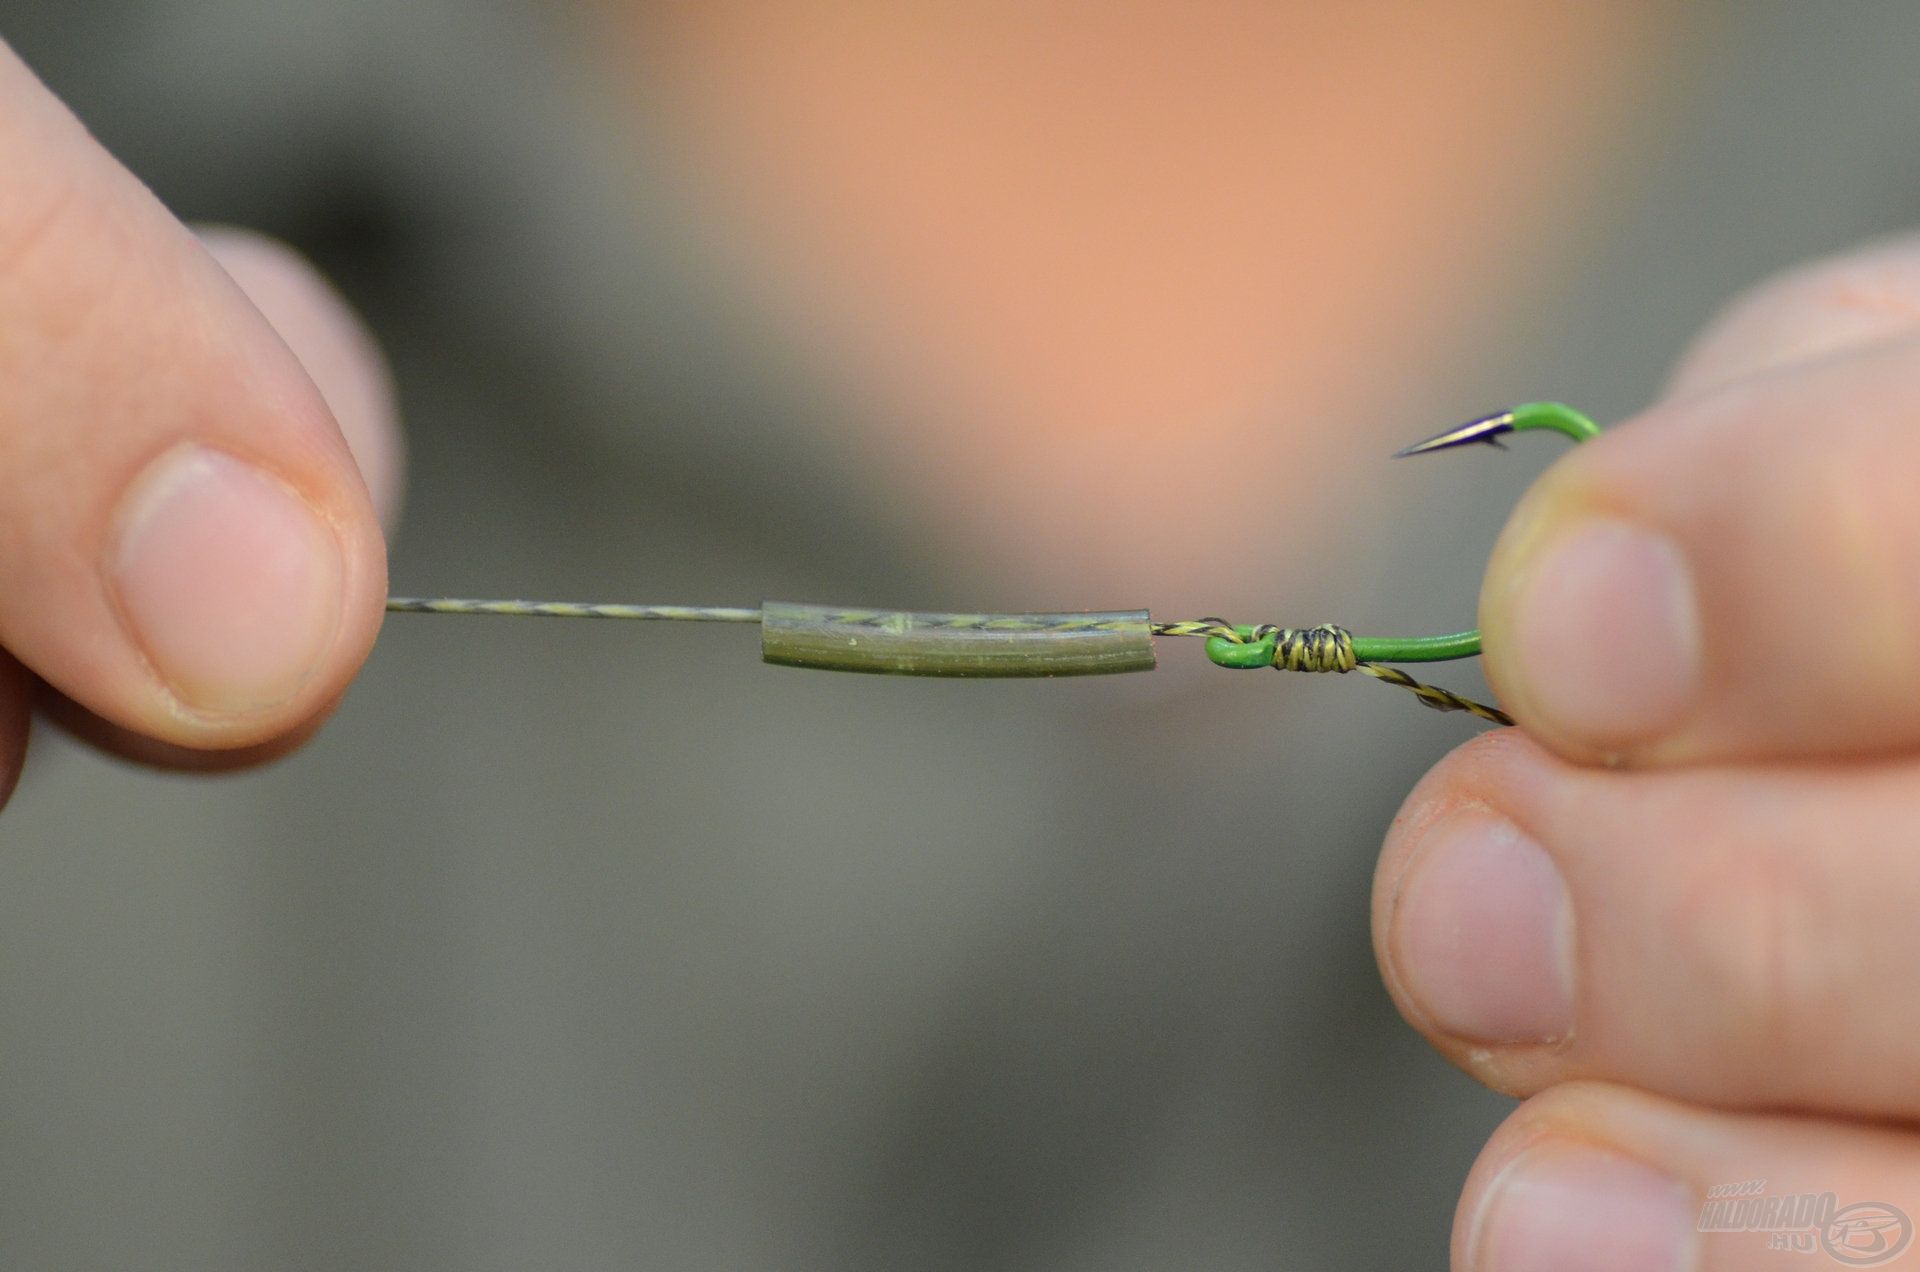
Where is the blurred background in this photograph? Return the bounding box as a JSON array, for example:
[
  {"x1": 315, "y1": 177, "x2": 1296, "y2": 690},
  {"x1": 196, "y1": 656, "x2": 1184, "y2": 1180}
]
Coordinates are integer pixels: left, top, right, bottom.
[{"x1": 3, "y1": 2, "x2": 1919, "y2": 1267}]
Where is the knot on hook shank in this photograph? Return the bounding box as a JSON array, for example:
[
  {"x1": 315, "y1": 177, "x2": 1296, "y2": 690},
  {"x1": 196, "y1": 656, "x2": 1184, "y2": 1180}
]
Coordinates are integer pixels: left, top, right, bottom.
[
  {"x1": 1198, "y1": 622, "x2": 1356, "y2": 672},
  {"x1": 1274, "y1": 624, "x2": 1357, "y2": 673},
  {"x1": 1157, "y1": 616, "x2": 1510, "y2": 724}
]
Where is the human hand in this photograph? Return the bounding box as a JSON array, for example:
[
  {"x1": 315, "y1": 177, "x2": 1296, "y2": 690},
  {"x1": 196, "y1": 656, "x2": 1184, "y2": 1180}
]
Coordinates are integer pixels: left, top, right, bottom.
[
  {"x1": 0, "y1": 39, "x2": 398, "y2": 804},
  {"x1": 1375, "y1": 234, "x2": 1920, "y2": 1271}
]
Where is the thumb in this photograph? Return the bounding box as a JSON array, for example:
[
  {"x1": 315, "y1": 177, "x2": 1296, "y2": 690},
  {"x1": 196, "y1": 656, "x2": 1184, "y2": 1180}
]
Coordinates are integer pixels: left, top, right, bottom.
[
  {"x1": 1478, "y1": 233, "x2": 1920, "y2": 763},
  {"x1": 0, "y1": 38, "x2": 386, "y2": 753}
]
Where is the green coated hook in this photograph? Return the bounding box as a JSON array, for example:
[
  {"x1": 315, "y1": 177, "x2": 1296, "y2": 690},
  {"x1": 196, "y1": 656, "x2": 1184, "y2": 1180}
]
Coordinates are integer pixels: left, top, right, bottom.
[{"x1": 1201, "y1": 402, "x2": 1601, "y2": 670}]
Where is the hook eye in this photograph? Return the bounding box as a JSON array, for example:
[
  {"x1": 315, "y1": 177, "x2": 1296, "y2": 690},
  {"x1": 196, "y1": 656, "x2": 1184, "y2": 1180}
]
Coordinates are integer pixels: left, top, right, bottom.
[{"x1": 1205, "y1": 624, "x2": 1277, "y2": 669}]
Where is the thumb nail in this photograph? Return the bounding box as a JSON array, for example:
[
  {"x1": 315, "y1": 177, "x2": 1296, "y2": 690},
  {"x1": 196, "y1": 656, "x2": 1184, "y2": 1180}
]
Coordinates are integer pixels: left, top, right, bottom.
[{"x1": 110, "y1": 445, "x2": 342, "y2": 715}]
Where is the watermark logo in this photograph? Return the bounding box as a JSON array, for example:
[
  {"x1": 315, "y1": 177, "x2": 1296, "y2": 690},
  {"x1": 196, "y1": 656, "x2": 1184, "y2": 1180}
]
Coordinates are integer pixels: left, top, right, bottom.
[
  {"x1": 1699, "y1": 1180, "x2": 1913, "y2": 1266},
  {"x1": 1828, "y1": 1204, "x2": 1915, "y2": 1268}
]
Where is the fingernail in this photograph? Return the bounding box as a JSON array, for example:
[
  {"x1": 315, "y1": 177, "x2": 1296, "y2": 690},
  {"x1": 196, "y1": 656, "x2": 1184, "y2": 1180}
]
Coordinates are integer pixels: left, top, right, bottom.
[
  {"x1": 1471, "y1": 1146, "x2": 1698, "y2": 1272},
  {"x1": 111, "y1": 445, "x2": 342, "y2": 714},
  {"x1": 1505, "y1": 519, "x2": 1701, "y2": 746},
  {"x1": 1390, "y1": 813, "x2": 1574, "y2": 1043}
]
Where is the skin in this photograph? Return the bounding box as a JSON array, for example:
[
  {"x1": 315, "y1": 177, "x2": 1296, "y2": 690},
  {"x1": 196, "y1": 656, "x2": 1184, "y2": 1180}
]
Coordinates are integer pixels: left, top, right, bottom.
[
  {"x1": 609, "y1": 0, "x2": 1661, "y2": 600},
  {"x1": 1374, "y1": 235, "x2": 1920, "y2": 1267},
  {"x1": 11, "y1": 11, "x2": 1920, "y2": 1267},
  {"x1": 0, "y1": 39, "x2": 397, "y2": 770}
]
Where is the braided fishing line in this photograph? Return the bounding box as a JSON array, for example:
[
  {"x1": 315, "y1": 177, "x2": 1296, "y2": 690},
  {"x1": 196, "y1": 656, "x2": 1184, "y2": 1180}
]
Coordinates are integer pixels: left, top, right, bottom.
[{"x1": 384, "y1": 598, "x2": 761, "y2": 624}]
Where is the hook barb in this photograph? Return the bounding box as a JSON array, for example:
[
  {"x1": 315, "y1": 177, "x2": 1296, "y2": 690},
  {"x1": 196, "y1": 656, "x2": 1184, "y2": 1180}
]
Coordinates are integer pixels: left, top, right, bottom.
[{"x1": 1392, "y1": 409, "x2": 1516, "y2": 457}]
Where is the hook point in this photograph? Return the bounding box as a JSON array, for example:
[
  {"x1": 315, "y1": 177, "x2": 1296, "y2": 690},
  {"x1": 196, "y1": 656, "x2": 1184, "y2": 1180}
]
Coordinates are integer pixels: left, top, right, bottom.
[{"x1": 1392, "y1": 410, "x2": 1517, "y2": 458}]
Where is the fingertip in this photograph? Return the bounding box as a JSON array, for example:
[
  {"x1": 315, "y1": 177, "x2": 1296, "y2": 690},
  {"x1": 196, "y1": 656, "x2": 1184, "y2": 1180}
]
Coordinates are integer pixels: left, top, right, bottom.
[
  {"x1": 131, "y1": 229, "x2": 394, "y2": 750},
  {"x1": 1483, "y1": 509, "x2": 1704, "y2": 763},
  {"x1": 1483, "y1": 341, "x2": 1920, "y2": 765},
  {"x1": 38, "y1": 684, "x2": 344, "y2": 772},
  {"x1": 1664, "y1": 230, "x2": 1920, "y2": 402},
  {"x1": 1458, "y1": 1082, "x2": 1920, "y2": 1272},
  {"x1": 1456, "y1": 1083, "x2": 1700, "y2": 1272},
  {"x1": 197, "y1": 226, "x2": 405, "y2": 527},
  {"x1": 1374, "y1": 731, "x2": 1586, "y2": 1093}
]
